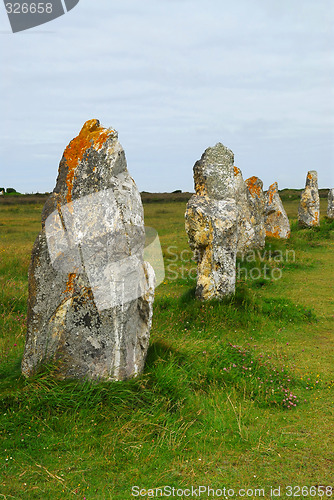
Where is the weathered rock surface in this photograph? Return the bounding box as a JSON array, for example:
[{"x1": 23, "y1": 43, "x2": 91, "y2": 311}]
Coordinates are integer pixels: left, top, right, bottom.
[
  {"x1": 264, "y1": 182, "x2": 291, "y2": 239},
  {"x1": 327, "y1": 188, "x2": 334, "y2": 219},
  {"x1": 298, "y1": 171, "x2": 320, "y2": 227},
  {"x1": 234, "y1": 167, "x2": 256, "y2": 254},
  {"x1": 22, "y1": 119, "x2": 155, "y2": 381},
  {"x1": 185, "y1": 143, "x2": 238, "y2": 300},
  {"x1": 245, "y1": 176, "x2": 266, "y2": 249}
]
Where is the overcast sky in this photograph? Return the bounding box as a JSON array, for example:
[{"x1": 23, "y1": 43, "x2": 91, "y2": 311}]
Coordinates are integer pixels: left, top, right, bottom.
[{"x1": 1, "y1": 0, "x2": 333, "y2": 193}]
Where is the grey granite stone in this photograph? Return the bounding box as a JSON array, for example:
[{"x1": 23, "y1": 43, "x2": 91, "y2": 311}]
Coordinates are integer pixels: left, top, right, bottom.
[{"x1": 22, "y1": 119, "x2": 155, "y2": 381}]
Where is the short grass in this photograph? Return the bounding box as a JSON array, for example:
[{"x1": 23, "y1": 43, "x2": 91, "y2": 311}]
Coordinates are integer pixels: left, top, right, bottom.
[{"x1": 0, "y1": 199, "x2": 333, "y2": 499}]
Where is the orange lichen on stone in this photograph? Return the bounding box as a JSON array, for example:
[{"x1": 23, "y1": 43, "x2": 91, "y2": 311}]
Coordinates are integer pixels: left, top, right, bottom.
[
  {"x1": 266, "y1": 226, "x2": 281, "y2": 238},
  {"x1": 307, "y1": 173, "x2": 313, "y2": 180},
  {"x1": 267, "y1": 182, "x2": 277, "y2": 205},
  {"x1": 266, "y1": 229, "x2": 279, "y2": 238},
  {"x1": 64, "y1": 273, "x2": 76, "y2": 295},
  {"x1": 234, "y1": 166, "x2": 241, "y2": 176},
  {"x1": 246, "y1": 176, "x2": 262, "y2": 198},
  {"x1": 63, "y1": 119, "x2": 112, "y2": 203}
]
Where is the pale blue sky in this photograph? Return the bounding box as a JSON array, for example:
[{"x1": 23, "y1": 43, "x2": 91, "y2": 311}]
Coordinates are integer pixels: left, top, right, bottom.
[{"x1": 1, "y1": 0, "x2": 333, "y2": 193}]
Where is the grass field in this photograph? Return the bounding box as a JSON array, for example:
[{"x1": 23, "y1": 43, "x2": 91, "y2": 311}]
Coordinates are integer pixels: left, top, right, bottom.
[{"x1": 0, "y1": 198, "x2": 333, "y2": 499}]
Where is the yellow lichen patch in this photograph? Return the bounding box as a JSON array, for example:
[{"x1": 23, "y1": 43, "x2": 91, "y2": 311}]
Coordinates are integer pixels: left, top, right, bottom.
[
  {"x1": 63, "y1": 119, "x2": 113, "y2": 203},
  {"x1": 56, "y1": 196, "x2": 62, "y2": 213},
  {"x1": 246, "y1": 176, "x2": 262, "y2": 198},
  {"x1": 194, "y1": 178, "x2": 206, "y2": 197}
]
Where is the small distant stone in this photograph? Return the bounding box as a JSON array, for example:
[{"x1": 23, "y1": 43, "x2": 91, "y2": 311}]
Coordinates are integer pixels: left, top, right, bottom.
[
  {"x1": 298, "y1": 171, "x2": 320, "y2": 227},
  {"x1": 245, "y1": 176, "x2": 266, "y2": 249},
  {"x1": 327, "y1": 188, "x2": 334, "y2": 219},
  {"x1": 234, "y1": 166, "x2": 256, "y2": 254},
  {"x1": 264, "y1": 182, "x2": 290, "y2": 239}
]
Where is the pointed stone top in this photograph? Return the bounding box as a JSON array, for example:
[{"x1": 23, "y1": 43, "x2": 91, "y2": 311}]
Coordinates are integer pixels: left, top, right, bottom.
[
  {"x1": 63, "y1": 120, "x2": 117, "y2": 182},
  {"x1": 306, "y1": 170, "x2": 318, "y2": 188},
  {"x1": 268, "y1": 181, "x2": 278, "y2": 191},
  {"x1": 245, "y1": 176, "x2": 264, "y2": 199},
  {"x1": 200, "y1": 142, "x2": 234, "y2": 165},
  {"x1": 234, "y1": 166, "x2": 246, "y2": 193},
  {"x1": 267, "y1": 182, "x2": 279, "y2": 204},
  {"x1": 307, "y1": 170, "x2": 318, "y2": 177},
  {"x1": 193, "y1": 143, "x2": 235, "y2": 199},
  {"x1": 266, "y1": 182, "x2": 280, "y2": 206},
  {"x1": 54, "y1": 119, "x2": 122, "y2": 205}
]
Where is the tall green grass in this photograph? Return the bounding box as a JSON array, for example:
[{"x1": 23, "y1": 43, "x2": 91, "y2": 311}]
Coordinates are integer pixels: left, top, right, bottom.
[{"x1": 0, "y1": 201, "x2": 333, "y2": 498}]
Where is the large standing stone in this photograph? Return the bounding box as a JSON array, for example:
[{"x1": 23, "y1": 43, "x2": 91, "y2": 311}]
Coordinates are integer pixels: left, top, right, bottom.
[
  {"x1": 298, "y1": 171, "x2": 320, "y2": 227},
  {"x1": 264, "y1": 182, "x2": 291, "y2": 239},
  {"x1": 245, "y1": 176, "x2": 266, "y2": 249},
  {"x1": 234, "y1": 167, "x2": 256, "y2": 254},
  {"x1": 185, "y1": 143, "x2": 238, "y2": 300},
  {"x1": 22, "y1": 119, "x2": 155, "y2": 381},
  {"x1": 327, "y1": 188, "x2": 334, "y2": 219}
]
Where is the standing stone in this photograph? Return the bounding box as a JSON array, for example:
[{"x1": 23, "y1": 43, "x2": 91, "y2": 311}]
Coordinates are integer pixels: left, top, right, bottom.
[
  {"x1": 298, "y1": 171, "x2": 320, "y2": 227},
  {"x1": 185, "y1": 143, "x2": 238, "y2": 300},
  {"x1": 264, "y1": 182, "x2": 291, "y2": 239},
  {"x1": 327, "y1": 188, "x2": 334, "y2": 219},
  {"x1": 245, "y1": 176, "x2": 266, "y2": 249},
  {"x1": 22, "y1": 119, "x2": 155, "y2": 381},
  {"x1": 234, "y1": 167, "x2": 256, "y2": 254}
]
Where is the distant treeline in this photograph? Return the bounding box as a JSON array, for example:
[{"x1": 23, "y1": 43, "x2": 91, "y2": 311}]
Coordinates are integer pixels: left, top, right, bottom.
[
  {"x1": 0, "y1": 193, "x2": 49, "y2": 204},
  {"x1": 279, "y1": 188, "x2": 329, "y2": 201},
  {"x1": 0, "y1": 192, "x2": 193, "y2": 205},
  {"x1": 0, "y1": 189, "x2": 330, "y2": 205},
  {"x1": 0, "y1": 187, "x2": 20, "y2": 194}
]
